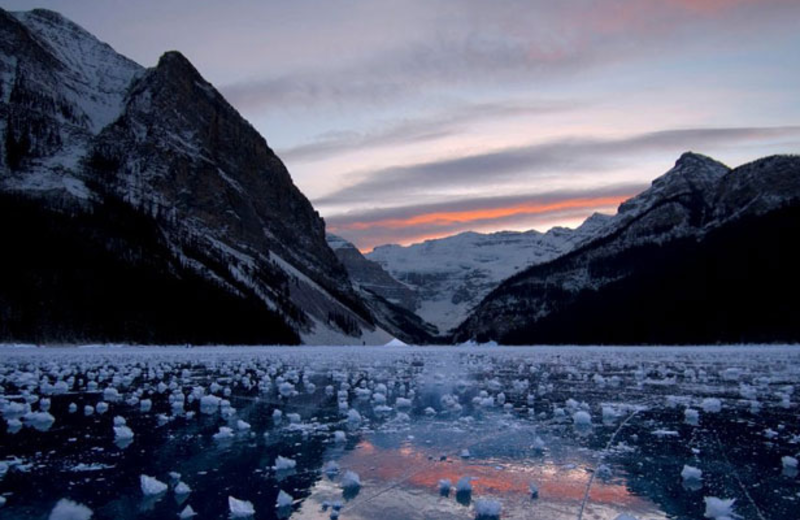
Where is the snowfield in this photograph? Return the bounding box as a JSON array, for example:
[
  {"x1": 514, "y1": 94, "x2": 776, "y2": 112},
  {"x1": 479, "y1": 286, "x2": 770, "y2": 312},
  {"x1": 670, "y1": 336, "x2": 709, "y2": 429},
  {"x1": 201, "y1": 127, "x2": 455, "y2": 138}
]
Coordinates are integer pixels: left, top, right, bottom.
[{"x1": 1, "y1": 344, "x2": 799, "y2": 520}]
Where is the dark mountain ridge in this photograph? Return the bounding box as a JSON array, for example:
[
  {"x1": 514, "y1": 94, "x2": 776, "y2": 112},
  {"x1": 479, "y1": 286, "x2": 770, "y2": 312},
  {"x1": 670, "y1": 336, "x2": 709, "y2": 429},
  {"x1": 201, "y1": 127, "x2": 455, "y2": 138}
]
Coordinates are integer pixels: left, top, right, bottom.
[
  {"x1": 454, "y1": 153, "x2": 800, "y2": 344},
  {"x1": 0, "y1": 8, "x2": 389, "y2": 344}
]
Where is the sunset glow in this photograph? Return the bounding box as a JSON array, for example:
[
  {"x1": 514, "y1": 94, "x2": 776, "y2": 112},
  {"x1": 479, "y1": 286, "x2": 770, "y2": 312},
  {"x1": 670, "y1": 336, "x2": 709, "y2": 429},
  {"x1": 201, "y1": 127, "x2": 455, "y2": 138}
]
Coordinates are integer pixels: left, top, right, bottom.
[{"x1": 331, "y1": 195, "x2": 632, "y2": 231}]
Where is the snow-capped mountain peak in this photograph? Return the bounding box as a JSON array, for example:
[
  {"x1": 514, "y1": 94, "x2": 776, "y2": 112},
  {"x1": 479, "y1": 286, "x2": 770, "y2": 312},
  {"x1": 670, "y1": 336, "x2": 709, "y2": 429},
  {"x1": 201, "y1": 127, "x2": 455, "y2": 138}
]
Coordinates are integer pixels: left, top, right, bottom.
[
  {"x1": 11, "y1": 9, "x2": 142, "y2": 133},
  {"x1": 365, "y1": 224, "x2": 606, "y2": 333}
]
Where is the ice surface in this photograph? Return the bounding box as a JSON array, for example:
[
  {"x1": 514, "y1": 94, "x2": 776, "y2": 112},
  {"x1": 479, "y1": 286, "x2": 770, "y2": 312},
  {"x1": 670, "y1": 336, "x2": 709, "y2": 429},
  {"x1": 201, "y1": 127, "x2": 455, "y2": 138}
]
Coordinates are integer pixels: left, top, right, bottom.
[{"x1": 0, "y1": 344, "x2": 799, "y2": 520}]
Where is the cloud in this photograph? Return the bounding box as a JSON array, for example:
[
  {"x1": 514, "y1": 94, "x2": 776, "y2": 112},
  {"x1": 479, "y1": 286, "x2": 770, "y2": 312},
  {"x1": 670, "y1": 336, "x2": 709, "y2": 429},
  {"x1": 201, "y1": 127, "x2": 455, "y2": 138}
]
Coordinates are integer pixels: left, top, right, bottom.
[
  {"x1": 314, "y1": 126, "x2": 800, "y2": 207},
  {"x1": 219, "y1": 0, "x2": 800, "y2": 112},
  {"x1": 278, "y1": 99, "x2": 581, "y2": 163},
  {"x1": 326, "y1": 184, "x2": 646, "y2": 251}
]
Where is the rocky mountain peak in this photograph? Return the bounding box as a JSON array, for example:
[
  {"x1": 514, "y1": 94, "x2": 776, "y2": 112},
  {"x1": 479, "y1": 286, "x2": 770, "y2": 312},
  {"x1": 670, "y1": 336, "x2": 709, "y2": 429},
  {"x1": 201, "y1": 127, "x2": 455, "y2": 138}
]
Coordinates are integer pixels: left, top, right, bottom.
[
  {"x1": 1, "y1": 8, "x2": 386, "y2": 344},
  {"x1": 154, "y1": 51, "x2": 204, "y2": 84},
  {"x1": 616, "y1": 151, "x2": 729, "y2": 223}
]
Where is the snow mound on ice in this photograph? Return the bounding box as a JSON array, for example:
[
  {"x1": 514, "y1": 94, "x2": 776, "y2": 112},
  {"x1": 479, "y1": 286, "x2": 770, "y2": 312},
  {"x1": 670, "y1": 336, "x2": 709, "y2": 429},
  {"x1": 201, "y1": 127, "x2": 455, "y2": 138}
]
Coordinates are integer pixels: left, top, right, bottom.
[{"x1": 48, "y1": 499, "x2": 93, "y2": 520}]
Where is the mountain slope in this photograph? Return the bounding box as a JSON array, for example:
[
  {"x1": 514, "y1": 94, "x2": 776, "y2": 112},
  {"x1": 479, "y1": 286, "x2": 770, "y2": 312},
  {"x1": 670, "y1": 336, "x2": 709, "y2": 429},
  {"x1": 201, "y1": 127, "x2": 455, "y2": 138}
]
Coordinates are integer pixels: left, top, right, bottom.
[
  {"x1": 366, "y1": 216, "x2": 611, "y2": 333},
  {"x1": 326, "y1": 234, "x2": 439, "y2": 343},
  {"x1": 0, "y1": 8, "x2": 388, "y2": 345},
  {"x1": 454, "y1": 154, "x2": 800, "y2": 344}
]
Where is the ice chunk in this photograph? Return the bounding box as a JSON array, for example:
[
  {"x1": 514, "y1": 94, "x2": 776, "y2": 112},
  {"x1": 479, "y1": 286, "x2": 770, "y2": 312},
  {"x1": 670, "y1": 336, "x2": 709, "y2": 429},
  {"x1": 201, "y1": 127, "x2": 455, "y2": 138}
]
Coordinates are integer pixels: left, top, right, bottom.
[
  {"x1": 279, "y1": 382, "x2": 295, "y2": 397},
  {"x1": 274, "y1": 456, "x2": 297, "y2": 470},
  {"x1": 178, "y1": 504, "x2": 197, "y2": 518},
  {"x1": 113, "y1": 425, "x2": 134, "y2": 440},
  {"x1": 140, "y1": 475, "x2": 168, "y2": 495},
  {"x1": 701, "y1": 398, "x2": 722, "y2": 413},
  {"x1": 596, "y1": 464, "x2": 612, "y2": 479},
  {"x1": 347, "y1": 409, "x2": 362, "y2": 424},
  {"x1": 602, "y1": 406, "x2": 618, "y2": 422},
  {"x1": 341, "y1": 470, "x2": 361, "y2": 489},
  {"x1": 685, "y1": 408, "x2": 700, "y2": 425},
  {"x1": 324, "y1": 460, "x2": 340, "y2": 477},
  {"x1": 704, "y1": 497, "x2": 735, "y2": 519},
  {"x1": 681, "y1": 465, "x2": 703, "y2": 481},
  {"x1": 228, "y1": 496, "x2": 255, "y2": 517},
  {"x1": 782, "y1": 456, "x2": 798, "y2": 469},
  {"x1": 474, "y1": 498, "x2": 502, "y2": 518},
  {"x1": 457, "y1": 476, "x2": 473, "y2": 493},
  {"x1": 48, "y1": 498, "x2": 93, "y2": 520},
  {"x1": 103, "y1": 388, "x2": 120, "y2": 402},
  {"x1": 276, "y1": 489, "x2": 294, "y2": 508},
  {"x1": 27, "y1": 412, "x2": 56, "y2": 431},
  {"x1": 213, "y1": 426, "x2": 234, "y2": 440},
  {"x1": 334, "y1": 430, "x2": 346, "y2": 442},
  {"x1": 614, "y1": 515, "x2": 639, "y2": 520},
  {"x1": 175, "y1": 482, "x2": 192, "y2": 495},
  {"x1": 573, "y1": 410, "x2": 592, "y2": 426},
  {"x1": 236, "y1": 420, "x2": 251, "y2": 431}
]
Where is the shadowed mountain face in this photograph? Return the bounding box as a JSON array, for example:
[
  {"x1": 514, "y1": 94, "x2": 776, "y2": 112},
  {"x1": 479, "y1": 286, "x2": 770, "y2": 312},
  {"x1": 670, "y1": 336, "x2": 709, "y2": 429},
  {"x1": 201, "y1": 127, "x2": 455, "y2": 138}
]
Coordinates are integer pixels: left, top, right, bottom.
[
  {"x1": 326, "y1": 235, "x2": 439, "y2": 344},
  {"x1": 0, "y1": 8, "x2": 385, "y2": 344},
  {"x1": 454, "y1": 154, "x2": 800, "y2": 344}
]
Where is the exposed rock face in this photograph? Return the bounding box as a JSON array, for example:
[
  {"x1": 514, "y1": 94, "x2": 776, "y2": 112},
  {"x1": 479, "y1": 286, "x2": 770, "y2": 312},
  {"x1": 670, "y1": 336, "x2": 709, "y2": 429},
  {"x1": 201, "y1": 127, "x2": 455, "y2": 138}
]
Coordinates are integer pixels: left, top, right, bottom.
[
  {"x1": 0, "y1": 8, "x2": 385, "y2": 344},
  {"x1": 454, "y1": 153, "x2": 800, "y2": 345},
  {"x1": 327, "y1": 235, "x2": 418, "y2": 311},
  {"x1": 327, "y1": 235, "x2": 438, "y2": 343}
]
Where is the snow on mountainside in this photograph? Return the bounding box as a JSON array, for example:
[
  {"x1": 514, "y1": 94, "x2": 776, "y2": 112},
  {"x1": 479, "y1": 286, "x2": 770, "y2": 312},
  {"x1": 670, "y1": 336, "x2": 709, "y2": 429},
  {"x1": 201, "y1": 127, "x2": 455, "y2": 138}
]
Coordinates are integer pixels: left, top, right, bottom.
[
  {"x1": 0, "y1": 8, "x2": 387, "y2": 345},
  {"x1": 11, "y1": 9, "x2": 142, "y2": 132},
  {"x1": 366, "y1": 217, "x2": 611, "y2": 333}
]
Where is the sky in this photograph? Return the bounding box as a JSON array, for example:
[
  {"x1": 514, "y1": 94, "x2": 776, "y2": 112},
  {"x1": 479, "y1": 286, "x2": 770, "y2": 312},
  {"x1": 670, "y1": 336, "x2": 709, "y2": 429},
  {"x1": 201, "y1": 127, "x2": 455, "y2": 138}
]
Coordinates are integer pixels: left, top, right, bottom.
[{"x1": 4, "y1": 0, "x2": 799, "y2": 251}]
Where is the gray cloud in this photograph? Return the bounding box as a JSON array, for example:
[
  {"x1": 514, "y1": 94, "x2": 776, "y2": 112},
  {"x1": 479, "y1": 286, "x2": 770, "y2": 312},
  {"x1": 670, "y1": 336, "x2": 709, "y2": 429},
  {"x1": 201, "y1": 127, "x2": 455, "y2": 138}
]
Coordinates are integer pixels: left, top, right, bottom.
[
  {"x1": 218, "y1": 0, "x2": 800, "y2": 112},
  {"x1": 278, "y1": 99, "x2": 582, "y2": 163},
  {"x1": 314, "y1": 126, "x2": 800, "y2": 207}
]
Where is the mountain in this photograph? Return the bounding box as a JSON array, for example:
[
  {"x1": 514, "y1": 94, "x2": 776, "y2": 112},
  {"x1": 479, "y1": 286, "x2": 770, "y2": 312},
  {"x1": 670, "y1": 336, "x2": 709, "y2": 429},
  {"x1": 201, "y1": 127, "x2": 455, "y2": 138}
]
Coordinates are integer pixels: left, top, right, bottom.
[
  {"x1": 326, "y1": 235, "x2": 439, "y2": 343},
  {"x1": 454, "y1": 153, "x2": 800, "y2": 345},
  {"x1": 0, "y1": 8, "x2": 390, "y2": 345},
  {"x1": 365, "y1": 216, "x2": 611, "y2": 333}
]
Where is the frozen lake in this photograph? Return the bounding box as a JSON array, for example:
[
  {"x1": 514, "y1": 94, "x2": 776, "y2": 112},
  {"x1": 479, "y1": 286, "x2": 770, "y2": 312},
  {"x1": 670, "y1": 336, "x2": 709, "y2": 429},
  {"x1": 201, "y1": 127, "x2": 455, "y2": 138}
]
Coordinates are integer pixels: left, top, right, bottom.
[{"x1": 1, "y1": 345, "x2": 799, "y2": 520}]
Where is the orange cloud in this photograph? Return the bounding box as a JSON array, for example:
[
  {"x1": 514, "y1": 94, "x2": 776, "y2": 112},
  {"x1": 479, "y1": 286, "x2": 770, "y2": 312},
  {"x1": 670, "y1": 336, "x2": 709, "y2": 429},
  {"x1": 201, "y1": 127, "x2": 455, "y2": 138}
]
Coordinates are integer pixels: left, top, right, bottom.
[{"x1": 331, "y1": 195, "x2": 631, "y2": 232}]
